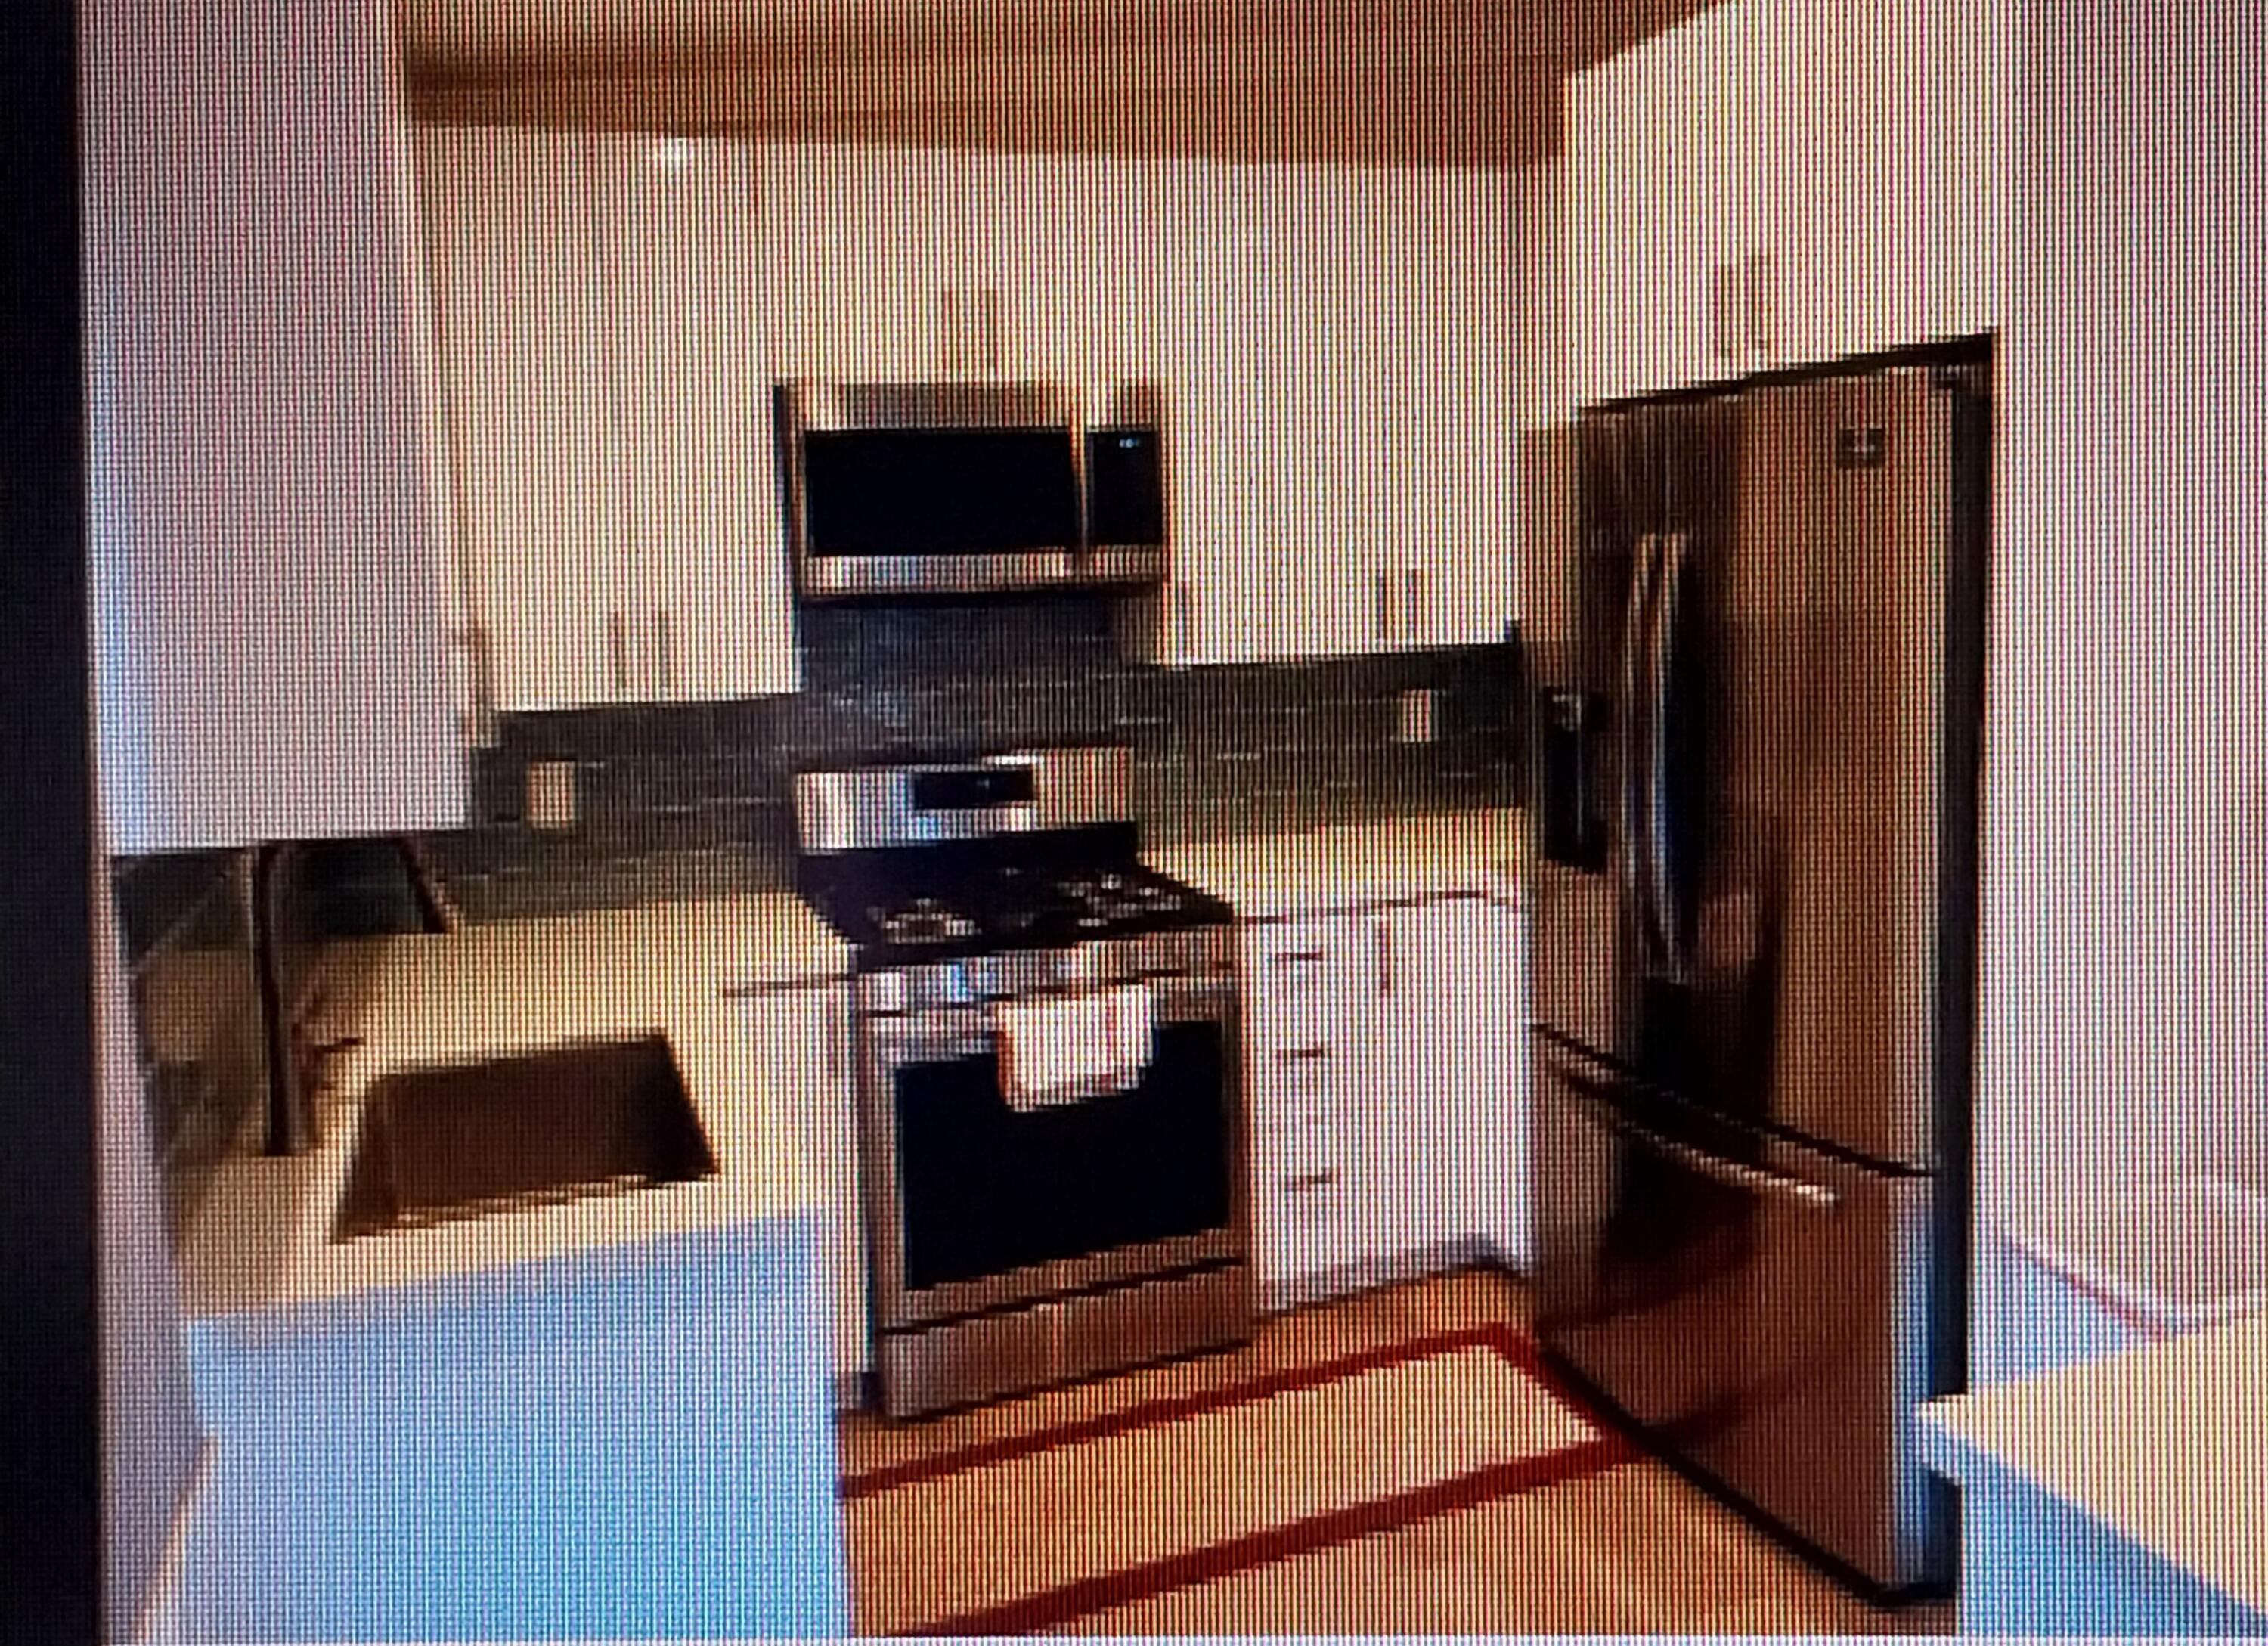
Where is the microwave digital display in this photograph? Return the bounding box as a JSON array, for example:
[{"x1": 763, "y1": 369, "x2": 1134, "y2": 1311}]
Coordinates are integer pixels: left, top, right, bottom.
[
  {"x1": 801, "y1": 427, "x2": 1078, "y2": 559},
  {"x1": 1086, "y1": 428, "x2": 1166, "y2": 547}
]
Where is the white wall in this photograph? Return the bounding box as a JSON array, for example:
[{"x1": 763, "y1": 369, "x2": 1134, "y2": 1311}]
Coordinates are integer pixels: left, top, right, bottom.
[{"x1": 1978, "y1": 3, "x2": 2268, "y2": 1227}]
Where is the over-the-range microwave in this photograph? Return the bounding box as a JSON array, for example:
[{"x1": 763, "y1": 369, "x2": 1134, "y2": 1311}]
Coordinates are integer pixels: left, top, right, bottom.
[{"x1": 776, "y1": 380, "x2": 1167, "y2": 600}]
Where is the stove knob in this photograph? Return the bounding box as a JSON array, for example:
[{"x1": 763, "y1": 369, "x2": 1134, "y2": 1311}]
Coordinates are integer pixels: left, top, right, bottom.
[
  {"x1": 921, "y1": 965, "x2": 960, "y2": 1011},
  {"x1": 962, "y1": 955, "x2": 999, "y2": 1000},
  {"x1": 863, "y1": 970, "x2": 907, "y2": 1016}
]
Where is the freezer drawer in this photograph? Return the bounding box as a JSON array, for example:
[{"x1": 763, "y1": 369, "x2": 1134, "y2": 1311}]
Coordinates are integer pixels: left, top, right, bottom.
[{"x1": 1532, "y1": 1034, "x2": 1956, "y2": 1592}]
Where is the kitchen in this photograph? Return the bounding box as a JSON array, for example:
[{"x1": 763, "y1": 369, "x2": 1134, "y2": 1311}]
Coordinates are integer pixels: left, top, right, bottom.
[{"x1": 70, "y1": 0, "x2": 2268, "y2": 1641}]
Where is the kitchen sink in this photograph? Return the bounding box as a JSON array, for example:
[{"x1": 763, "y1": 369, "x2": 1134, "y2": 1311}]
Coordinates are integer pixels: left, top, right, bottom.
[{"x1": 333, "y1": 1036, "x2": 717, "y2": 1241}]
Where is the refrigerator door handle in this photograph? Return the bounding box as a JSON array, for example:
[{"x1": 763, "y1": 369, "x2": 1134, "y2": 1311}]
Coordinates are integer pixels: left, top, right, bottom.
[
  {"x1": 1645, "y1": 531, "x2": 1692, "y2": 981},
  {"x1": 1619, "y1": 534, "x2": 1661, "y2": 969},
  {"x1": 1538, "y1": 1038, "x2": 1842, "y2": 1216}
]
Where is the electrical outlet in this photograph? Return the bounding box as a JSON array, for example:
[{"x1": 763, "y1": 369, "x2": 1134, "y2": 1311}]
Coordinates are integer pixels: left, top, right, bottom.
[
  {"x1": 527, "y1": 761, "x2": 578, "y2": 832},
  {"x1": 1395, "y1": 689, "x2": 1439, "y2": 746}
]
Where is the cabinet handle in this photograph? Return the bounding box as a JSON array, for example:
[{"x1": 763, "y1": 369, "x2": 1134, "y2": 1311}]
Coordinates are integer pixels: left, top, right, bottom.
[
  {"x1": 655, "y1": 608, "x2": 674, "y2": 693},
  {"x1": 609, "y1": 609, "x2": 628, "y2": 694},
  {"x1": 1375, "y1": 918, "x2": 1394, "y2": 997},
  {"x1": 1277, "y1": 1043, "x2": 1332, "y2": 1065},
  {"x1": 1405, "y1": 568, "x2": 1423, "y2": 645},
  {"x1": 1746, "y1": 251, "x2": 1777, "y2": 357},
  {"x1": 1272, "y1": 947, "x2": 1328, "y2": 968},
  {"x1": 461, "y1": 623, "x2": 497, "y2": 747},
  {"x1": 1709, "y1": 261, "x2": 1743, "y2": 362},
  {"x1": 1286, "y1": 1168, "x2": 1341, "y2": 1193},
  {"x1": 1375, "y1": 569, "x2": 1395, "y2": 644}
]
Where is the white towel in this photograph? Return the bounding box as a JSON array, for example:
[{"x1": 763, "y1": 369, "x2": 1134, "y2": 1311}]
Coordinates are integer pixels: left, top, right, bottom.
[{"x1": 997, "y1": 985, "x2": 1155, "y2": 1111}]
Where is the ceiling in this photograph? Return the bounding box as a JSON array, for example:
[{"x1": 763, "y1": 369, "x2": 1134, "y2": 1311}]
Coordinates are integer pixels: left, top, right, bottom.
[{"x1": 398, "y1": 1, "x2": 1712, "y2": 166}]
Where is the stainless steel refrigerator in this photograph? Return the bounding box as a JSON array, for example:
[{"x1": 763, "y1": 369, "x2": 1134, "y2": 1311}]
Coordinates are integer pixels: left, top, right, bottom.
[{"x1": 1527, "y1": 356, "x2": 1991, "y2": 1594}]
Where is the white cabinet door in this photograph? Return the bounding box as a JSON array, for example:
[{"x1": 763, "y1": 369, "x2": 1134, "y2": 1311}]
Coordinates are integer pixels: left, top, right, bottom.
[
  {"x1": 1363, "y1": 170, "x2": 1518, "y2": 650},
  {"x1": 422, "y1": 128, "x2": 801, "y2": 710},
  {"x1": 1563, "y1": 1, "x2": 1796, "y2": 405},
  {"x1": 739, "y1": 981, "x2": 866, "y2": 1403},
  {"x1": 1784, "y1": 0, "x2": 2015, "y2": 361},
  {"x1": 593, "y1": 137, "x2": 799, "y2": 702},
  {"x1": 82, "y1": 1, "x2": 465, "y2": 850},
  {"x1": 420, "y1": 129, "x2": 627, "y2": 712},
  {"x1": 1567, "y1": 0, "x2": 2009, "y2": 401},
  {"x1": 763, "y1": 147, "x2": 947, "y2": 381},
  {"x1": 1143, "y1": 380, "x2": 1315, "y2": 667},
  {"x1": 1374, "y1": 897, "x2": 1530, "y2": 1270}
]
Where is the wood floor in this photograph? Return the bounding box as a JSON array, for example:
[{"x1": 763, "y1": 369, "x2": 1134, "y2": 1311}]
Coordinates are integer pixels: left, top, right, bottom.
[{"x1": 838, "y1": 1270, "x2": 1960, "y2": 1637}]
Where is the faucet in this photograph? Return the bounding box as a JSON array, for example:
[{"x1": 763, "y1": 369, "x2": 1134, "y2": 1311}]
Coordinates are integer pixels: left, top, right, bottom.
[
  {"x1": 253, "y1": 839, "x2": 414, "y2": 1155},
  {"x1": 251, "y1": 842, "x2": 317, "y2": 1155}
]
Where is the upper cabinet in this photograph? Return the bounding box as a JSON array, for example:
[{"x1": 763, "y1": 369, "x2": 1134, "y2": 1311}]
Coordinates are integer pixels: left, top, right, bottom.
[
  {"x1": 1786, "y1": 0, "x2": 2017, "y2": 363},
  {"x1": 750, "y1": 147, "x2": 1522, "y2": 666},
  {"x1": 1563, "y1": 0, "x2": 2012, "y2": 407},
  {"x1": 417, "y1": 128, "x2": 799, "y2": 713},
  {"x1": 1134, "y1": 160, "x2": 1521, "y2": 664},
  {"x1": 82, "y1": 0, "x2": 466, "y2": 852},
  {"x1": 594, "y1": 140, "x2": 800, "y2": 705},
  {"x1": 1562, "y1": 4, "x2": 1772, "y2": 405}
]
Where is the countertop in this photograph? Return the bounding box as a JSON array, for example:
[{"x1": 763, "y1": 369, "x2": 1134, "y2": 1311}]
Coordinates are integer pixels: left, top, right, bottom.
[
  {"x1": 181, "y1": 811, "x2": 1524, "y2": 1316},
  {"x1": 1150, "y1": 808, "x2": 1526, "y2": 921},
  {"x1": 1917, "y1": 1310, "x2": 2268, "y2": 1620},
  {"x1": 179, "y1": 891, "x2": 851, "y2": 1317}
]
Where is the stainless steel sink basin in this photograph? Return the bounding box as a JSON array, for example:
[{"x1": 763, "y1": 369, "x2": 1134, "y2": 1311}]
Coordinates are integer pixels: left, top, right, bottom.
[{"x1": 333, "y1": 1036, "x2": 717, "y2": 1241}]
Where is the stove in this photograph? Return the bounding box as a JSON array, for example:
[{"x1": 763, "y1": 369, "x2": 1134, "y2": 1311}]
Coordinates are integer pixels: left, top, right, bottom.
[
  {"x1": 795, "y1": 747, "x2": 1252, "y2": 1418},
  {"x1": 845, "y1": 860, "x2": 1219, "y2": 959}
]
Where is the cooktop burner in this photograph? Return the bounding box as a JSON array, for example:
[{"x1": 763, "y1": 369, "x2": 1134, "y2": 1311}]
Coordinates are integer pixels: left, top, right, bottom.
[
  {"x1": 821, "y1": 860, "x2": 1228, "y2": 966},
  {"x1": 794, "y1": 750, "x2": 1233, "y2": 969},
  {"x1": 868, "y1": 897, "x2": 982, "y2": 947},
  {"x1": 1056, "y1": 868, "x2": 1191, "y2": 925}
]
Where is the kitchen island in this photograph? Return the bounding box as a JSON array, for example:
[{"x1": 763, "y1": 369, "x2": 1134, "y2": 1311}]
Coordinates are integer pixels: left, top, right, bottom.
[
  {"x1": 149, "y1": 1219, "x2": 849, "y2": 1643},
  {"x1": 148, "y1": 892, "x2": 855, "y2": 1642},
  {"x1": 1919, "y1": 1308, "x2": 2268, "y2": 1634}
]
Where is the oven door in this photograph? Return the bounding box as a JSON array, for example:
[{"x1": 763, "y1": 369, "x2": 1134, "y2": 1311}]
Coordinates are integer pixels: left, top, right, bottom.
[{"x1": 860, "y1": 973, "x2": 1245, "y2": 1331}]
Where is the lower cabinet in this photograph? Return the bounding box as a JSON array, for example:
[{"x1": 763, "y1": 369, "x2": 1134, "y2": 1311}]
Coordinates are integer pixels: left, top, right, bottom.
[
  {"x1": 1241, "y1": 894, "x2": 1529, "y2": 1311},
  {"x1": 738, "y1": 979, "x2": 868, "y2": 1407}
]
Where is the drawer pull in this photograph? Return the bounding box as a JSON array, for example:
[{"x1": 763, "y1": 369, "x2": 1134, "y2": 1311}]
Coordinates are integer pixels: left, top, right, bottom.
[
  {"x1": 1285, "y1": 1169, "x2": 1340, "y2": 1193},
  {"x1": 1272, "y1": 947, "x2": 1328, "y2": 968},
  {"x1": 1277, "y1": 1044, "x2": 1332, "y2": 1065}
]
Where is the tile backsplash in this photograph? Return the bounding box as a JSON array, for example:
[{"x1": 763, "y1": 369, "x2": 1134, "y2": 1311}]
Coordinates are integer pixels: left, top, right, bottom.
[
  {"x1": 110, "y1": 841, "x2": 388, "y2": 1244},
  {"x1": 112, "y1": 598, "x2": 1523, "y2": 1234},
  {"x1": 428, "y1": 595, "x2": 1524, "y2": 919},
  {"x1": 110, "y1": 851, "x2": 262, "y2": 1245}
]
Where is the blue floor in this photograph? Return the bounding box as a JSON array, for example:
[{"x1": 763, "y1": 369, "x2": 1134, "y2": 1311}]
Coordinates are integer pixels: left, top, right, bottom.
[{"x1": 168, "y1": 1217, "x2": 850, "y2": 1643}]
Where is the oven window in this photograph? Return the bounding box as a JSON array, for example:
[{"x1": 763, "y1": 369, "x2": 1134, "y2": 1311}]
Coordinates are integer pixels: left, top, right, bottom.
[
  {"x1": 801, "y1": 427, "x2": 1079, "y2": 557},
  {"x1": 893, "y1": 1019, "x2": 1232, "y2": 1291}
]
